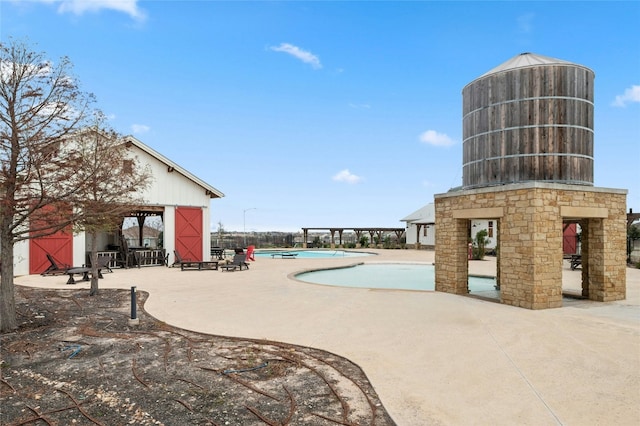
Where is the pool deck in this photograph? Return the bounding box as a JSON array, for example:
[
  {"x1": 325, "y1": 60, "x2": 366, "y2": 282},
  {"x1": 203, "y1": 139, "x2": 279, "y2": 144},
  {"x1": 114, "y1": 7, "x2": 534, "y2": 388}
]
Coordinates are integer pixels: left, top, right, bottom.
[{"x1": 14, "y1": 249, "x2": 640, "y2": 425}]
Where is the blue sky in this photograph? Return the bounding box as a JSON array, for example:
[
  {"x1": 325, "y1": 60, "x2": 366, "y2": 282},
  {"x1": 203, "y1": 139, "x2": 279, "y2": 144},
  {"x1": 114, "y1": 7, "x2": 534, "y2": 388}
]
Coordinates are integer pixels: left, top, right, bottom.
[{"x1": 2, "y1": 1, "x2": 639, "y2": 232}]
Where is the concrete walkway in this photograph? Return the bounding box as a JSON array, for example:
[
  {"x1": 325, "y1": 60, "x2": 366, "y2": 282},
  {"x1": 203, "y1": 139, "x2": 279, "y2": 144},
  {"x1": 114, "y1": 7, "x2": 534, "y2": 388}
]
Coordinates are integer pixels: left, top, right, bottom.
[{"x1": 15, "y1": 250, "x2": 640, "y2": 425}]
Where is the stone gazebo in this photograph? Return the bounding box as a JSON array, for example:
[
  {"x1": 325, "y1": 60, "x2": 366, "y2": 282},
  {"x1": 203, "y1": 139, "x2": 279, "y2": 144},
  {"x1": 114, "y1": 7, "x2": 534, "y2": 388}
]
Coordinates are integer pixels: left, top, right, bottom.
[{"x1": 434, "y1": 53, "x2": 627, "y2": 309}]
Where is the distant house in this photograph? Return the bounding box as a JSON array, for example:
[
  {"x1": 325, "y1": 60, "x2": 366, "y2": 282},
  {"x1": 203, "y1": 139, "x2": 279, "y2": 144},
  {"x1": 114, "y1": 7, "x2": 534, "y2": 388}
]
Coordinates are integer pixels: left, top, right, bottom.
[
  {"x1": 122, "y1": 224, "x2": 162, "y2": 249},
  {"x1": 13, "y1": 136, "x2": 224, "y2": 275},
  {"x1": 401, "y1": 204, "x2": 435, "y2": 248},
  {"x1": 401, "y1": 203, "x2": 497, "y2": 250}
]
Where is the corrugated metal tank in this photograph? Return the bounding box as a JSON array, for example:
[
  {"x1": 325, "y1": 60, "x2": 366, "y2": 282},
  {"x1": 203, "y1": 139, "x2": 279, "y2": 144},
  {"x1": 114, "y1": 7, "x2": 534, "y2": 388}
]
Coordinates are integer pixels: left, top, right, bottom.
[{"x1": 462, "y1": 53, "x2": 594, "y2": 189}]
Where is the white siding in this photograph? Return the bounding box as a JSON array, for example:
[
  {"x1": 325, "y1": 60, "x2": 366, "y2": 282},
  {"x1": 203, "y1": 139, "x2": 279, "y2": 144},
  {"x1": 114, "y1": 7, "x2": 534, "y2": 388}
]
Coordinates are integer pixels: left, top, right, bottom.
[
  {"x1": 164, "y1": 206, "x2": 176, "y2": 263},
  {"x1": 130, "y1": 149, "x2": 211, "y2": 208},
  {"x1": 13, "y1": 240, "x2": 29, "y2": 276},
  {"x1": 470, "y1": 219, "x2": 498, "y2": 249}
]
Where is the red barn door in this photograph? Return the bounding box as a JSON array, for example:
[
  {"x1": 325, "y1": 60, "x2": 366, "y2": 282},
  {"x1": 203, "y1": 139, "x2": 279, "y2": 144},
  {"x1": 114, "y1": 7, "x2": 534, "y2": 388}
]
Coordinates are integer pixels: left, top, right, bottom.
[
  {"x1": 30, "y1": 231, "x2": 73, "y2": 274},
  {"x1": 29, "y1": 204, "x2": 74, "y2": 274},
  {"x1": 175, "y1": 207, "x2": 203, "y2": 261},
  {"x1": 563, "y1": 223, "x2": 578, "y2": 255}
]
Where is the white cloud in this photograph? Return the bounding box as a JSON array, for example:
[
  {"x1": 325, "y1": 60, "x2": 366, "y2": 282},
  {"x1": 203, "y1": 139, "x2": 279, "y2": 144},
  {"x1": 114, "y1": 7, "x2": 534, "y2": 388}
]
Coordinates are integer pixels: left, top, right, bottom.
[
  {"x1": 131, "y1": 124, "x2": 150, "y2": 134},
  {"x1": 332, "y1": 169, "x2": 363, "y2": 184},
  {"x1": 270, "y1": 43, "x2": 322, "y2": 69},
  {"x1": 612, "y1": 85, "x2": 640, "y2": 107},
  {"x1": 419, "y1": 130, "x2": 455, "y2": 147},
  {"x1": 35, "y1": 0, "x2": 146, "y2": 21},
  {"x1": 348, "y1": 103, "x2": 371, "y2": 109},
  {"x1": 517, "y1": 13, "x2": 535, "y2": 34}
]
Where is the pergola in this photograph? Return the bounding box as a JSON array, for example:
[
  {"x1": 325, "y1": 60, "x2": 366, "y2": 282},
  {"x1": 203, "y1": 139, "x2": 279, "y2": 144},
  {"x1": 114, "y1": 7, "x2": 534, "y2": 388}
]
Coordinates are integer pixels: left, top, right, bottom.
[{"x1": 301, "y1": 227, "x2": 405, "y2": 249}]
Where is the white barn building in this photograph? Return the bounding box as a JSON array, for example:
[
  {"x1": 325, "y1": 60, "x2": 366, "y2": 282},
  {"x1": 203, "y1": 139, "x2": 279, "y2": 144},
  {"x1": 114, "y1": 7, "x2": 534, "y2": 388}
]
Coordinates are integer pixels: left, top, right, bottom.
[{"x1": 13, "y1": 136, "x2": 224, "y2": 276}]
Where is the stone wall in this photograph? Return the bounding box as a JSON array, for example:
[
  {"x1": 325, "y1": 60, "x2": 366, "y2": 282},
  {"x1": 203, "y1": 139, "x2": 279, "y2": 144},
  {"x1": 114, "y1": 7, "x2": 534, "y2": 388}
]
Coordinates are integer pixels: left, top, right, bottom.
[{"x1": 435, "y1": 183, "x2": 627, "y2": 309}]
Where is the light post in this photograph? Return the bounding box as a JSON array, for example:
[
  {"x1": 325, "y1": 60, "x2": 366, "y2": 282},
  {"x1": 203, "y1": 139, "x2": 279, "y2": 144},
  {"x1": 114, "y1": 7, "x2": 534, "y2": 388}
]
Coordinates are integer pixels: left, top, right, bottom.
[{"x1": 243, "y1": 208, "x2": 257, "y2": 247}]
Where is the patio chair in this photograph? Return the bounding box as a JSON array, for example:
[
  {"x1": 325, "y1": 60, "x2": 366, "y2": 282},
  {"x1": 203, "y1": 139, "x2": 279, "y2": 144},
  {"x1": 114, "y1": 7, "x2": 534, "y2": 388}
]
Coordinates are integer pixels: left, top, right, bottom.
[
  {"x1": 246, "y1": 245, "x2": 255, "y2": 261},
  {"x1": 211, "y1": 247, "x2": 225, "y2": 260},
  {"x1": 220, "y1": 253, "x2": 250, "y2": 272},
  {"x1": 96, "y1": 255, "x2": 114, "y2": 274}
]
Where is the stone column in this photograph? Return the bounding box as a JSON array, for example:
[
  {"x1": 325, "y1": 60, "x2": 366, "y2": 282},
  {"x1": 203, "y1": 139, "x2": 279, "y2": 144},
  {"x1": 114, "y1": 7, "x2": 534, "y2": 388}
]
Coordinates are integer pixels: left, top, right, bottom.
[
  {"x1": 435, "y1": 198, "x2": 468, "y2": 294},
  {"x1": 586, "y1": 216, "x2": 626, "y2": 301},
  {"x1": 580, "y1": 219, "x2": 590, "y2": 298}
]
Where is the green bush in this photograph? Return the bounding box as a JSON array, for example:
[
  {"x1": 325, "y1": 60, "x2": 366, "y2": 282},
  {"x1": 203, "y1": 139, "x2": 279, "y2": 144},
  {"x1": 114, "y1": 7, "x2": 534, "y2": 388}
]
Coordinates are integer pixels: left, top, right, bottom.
[{"x1": 472, "y1": 230, "x2": 489, "y2": 260}]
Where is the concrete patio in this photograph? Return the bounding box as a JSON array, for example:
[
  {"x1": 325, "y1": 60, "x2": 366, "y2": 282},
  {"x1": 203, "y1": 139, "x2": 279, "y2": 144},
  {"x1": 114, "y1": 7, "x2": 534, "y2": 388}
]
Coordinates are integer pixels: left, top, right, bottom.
[{"x1": 14, "y1": 249, "x2": 640, "y2": 425}]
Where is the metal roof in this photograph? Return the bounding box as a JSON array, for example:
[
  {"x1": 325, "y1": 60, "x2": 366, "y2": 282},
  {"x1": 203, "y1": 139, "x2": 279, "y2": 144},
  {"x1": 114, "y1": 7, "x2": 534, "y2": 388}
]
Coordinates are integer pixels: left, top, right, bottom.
[
  {"x1": 401, "y1": 203, "x2": 435, "y2": 224},
  {"x1": 464, "y1": 52, "x2": 594, "y2": 90},
  {"x1": 480, "y1": 52, "x2": 574, "y2": 77}
]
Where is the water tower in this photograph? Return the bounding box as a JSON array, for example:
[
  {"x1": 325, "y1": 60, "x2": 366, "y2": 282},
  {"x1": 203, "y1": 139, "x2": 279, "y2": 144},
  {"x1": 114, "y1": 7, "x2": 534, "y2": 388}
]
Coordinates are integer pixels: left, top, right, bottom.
[
  {"x1": 462, "y1": 52, "x2": 594, "y2": 189},
  {"x1": 434, "y1": 53, "x2": 627, "y2": 310}
]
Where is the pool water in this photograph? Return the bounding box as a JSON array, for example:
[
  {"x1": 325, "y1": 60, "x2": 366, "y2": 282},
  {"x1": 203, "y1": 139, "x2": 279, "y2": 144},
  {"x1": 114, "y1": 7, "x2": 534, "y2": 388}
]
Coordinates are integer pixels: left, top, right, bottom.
[
  {"x1": 255, "y1": 250, "x2": 373, "y2": 259},
  {"x1": 295, "y1": 263, "x2": 496, "y2": 292}
]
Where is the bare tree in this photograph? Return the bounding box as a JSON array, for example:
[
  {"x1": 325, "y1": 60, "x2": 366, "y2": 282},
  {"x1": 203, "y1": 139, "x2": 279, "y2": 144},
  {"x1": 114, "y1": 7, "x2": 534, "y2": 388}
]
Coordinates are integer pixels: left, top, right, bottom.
[
  {"x1": 73, "y1": 116, "x2": 152, "y2": 296},
  {"x1": 0, "y1": 39, "x2": 104, "y2": 332}
]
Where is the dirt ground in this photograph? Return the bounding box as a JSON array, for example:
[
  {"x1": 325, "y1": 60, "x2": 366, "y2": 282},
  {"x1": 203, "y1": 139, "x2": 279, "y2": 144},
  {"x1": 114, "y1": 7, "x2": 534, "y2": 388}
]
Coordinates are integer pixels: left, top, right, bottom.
[{"x1": 1, "y1": 286, "x2": 396, "y2": 426}]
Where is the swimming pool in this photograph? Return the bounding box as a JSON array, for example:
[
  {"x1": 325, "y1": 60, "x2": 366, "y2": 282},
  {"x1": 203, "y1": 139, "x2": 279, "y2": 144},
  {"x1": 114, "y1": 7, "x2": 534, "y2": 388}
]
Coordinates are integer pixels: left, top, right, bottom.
[
  {"x1": 295, "y1": 263, "x2": 497, "y2": 292},
  {"x1": 255, "y1": 249, "x2": 374, "y2": 259}
]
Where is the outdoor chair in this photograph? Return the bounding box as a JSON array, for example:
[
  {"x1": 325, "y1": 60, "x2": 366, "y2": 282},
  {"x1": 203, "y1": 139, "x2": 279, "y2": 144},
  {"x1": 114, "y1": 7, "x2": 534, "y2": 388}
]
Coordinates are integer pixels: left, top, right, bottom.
[
  {"x1": 41, "y1": 254, "x2": 73, "y2": 276},
  {"x1": 570, "y1": 254, "x2": 582, "y2": 270},
  {"x1": 220, "y1": 254, "x2": 250, "y2": 272},
  {"x1": 246, "y1": 245, "x2": 255, "y2": 261},
  {"x1": 95, "y1": 255, "x2": 114, "y2": 274},
  {"x1": 211, "y1": 247, "x2": 225, "y2": 260},
  {"x1": 173, "y1": 249, "x2": 218, "y2": 271},
  {"x1": 172, "y1": 250, "x2": 191, "y2": 268}
]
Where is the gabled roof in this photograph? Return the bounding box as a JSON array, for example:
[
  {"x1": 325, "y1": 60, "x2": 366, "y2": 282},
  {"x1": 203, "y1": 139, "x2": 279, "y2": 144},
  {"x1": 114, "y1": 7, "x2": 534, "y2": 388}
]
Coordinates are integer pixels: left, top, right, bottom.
[
  {"x1": 401, "y1": 203, "x2": 435, "y2": 224},
  {"x1": 124, "y1": 135, "x2": 224, "y2": 199}
]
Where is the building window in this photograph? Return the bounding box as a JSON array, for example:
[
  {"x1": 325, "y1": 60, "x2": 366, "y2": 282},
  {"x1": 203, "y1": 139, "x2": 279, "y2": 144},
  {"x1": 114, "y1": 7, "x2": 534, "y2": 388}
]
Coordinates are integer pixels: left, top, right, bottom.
[
  {"x1": 423, "y1": 226, "x2": 428, "y2": 237},
  {"x1": 123, "y1": 159, "x2": 133, "y2": 174},
  {"x1": 488, "y1": 221, "x2": 493, "y2": 238}
]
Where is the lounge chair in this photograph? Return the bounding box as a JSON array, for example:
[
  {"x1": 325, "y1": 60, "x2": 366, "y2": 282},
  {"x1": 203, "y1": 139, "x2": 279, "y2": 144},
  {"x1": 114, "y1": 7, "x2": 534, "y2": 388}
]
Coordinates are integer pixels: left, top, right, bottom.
[
  {"x1": 41, "y1": 253, "x2": 94, "y2": 284},
  {"x1": 220, "y1": 254, "x2": 249, "y2": 272},
  {"x1": 172, "y1": 250, "x2": 191, "y2": 268},
  {"x1": 173, "y1": 250, "x2": 218, "y2": 271},
  {"x1": 41, "y1": 254, "x2": 73, "y2": 276}
]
